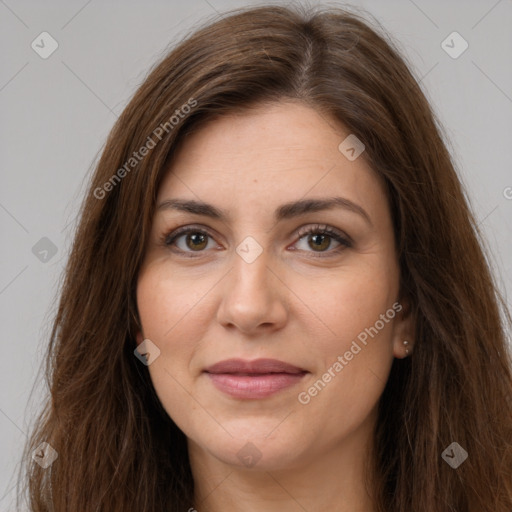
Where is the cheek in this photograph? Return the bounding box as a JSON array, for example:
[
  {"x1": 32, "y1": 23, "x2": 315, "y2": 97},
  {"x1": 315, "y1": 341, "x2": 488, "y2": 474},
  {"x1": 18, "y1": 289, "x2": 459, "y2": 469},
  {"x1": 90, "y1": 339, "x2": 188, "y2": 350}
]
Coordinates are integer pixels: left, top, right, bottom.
[
  {"x1": 135, "y1": 266, "x2": 205, "y2": 389},
  {"x1": 302, "y1": 263, "x2": 398, "y2": 398},
  {"x1": 302, "y1": 263, "x2": 397, "y2": 344},
  {"x1": 136, "y1": 263, "x2": 215, "y2": 341},
  {"x1": 136, "y1": 267, "x2": 210, "y2": 431}
]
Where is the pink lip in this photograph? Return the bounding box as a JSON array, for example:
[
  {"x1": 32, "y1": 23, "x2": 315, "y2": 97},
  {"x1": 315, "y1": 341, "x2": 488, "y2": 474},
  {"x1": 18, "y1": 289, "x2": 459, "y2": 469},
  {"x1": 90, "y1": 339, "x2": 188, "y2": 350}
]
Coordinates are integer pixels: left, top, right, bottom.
[{"x1": 204, "y1": 358, "x2": 308, "y2": 399}]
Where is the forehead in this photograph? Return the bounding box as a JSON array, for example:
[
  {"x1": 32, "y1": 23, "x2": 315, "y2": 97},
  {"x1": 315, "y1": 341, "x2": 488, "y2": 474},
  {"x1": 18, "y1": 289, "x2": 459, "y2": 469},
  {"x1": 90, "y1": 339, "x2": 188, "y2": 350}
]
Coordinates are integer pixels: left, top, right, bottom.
[{"x1": 158, "y1": 101, "x2": 387, "y2": 218}]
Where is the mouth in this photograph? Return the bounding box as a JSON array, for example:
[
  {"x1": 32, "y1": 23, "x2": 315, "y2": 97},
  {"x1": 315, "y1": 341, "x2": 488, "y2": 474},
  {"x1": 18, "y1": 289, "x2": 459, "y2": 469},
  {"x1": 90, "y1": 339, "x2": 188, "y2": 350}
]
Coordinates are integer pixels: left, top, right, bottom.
[{"x1": 203, "y1": 358, "x2": 308, "y2": 399}]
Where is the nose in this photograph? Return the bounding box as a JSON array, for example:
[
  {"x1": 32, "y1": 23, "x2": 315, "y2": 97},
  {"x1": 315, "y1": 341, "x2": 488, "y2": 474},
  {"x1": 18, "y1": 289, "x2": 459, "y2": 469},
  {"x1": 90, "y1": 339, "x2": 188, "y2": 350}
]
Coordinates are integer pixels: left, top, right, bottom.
[{"x1": 216, "y1": 245, "x2": 288, "y2": 335}]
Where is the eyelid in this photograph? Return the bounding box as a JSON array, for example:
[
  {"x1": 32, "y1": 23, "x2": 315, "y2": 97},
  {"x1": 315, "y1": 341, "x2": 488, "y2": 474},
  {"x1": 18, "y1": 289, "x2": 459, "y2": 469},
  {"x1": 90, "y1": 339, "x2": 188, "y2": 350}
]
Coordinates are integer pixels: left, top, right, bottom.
[
  {"x1": 295, "y1": 223, "x2": 353, "y2": 246},
  {"x1": 163, "y1": 224, "x2": 216, "y2": 244}
]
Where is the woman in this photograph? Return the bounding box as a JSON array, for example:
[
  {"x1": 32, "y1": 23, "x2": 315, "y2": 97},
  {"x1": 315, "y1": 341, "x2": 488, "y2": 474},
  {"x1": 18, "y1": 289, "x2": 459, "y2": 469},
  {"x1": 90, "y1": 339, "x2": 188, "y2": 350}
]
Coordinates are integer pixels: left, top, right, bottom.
[{"x1": 20, "y1": 4, "x2": 512, "y2": 511}]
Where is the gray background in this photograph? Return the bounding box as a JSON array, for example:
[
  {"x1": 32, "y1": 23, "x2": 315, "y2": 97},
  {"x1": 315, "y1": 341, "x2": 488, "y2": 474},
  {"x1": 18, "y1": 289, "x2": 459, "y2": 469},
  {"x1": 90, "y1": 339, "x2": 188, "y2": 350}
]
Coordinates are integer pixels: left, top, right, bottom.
[{"x1": 1, "y1": 0, "x2": 511, "y2": 509}]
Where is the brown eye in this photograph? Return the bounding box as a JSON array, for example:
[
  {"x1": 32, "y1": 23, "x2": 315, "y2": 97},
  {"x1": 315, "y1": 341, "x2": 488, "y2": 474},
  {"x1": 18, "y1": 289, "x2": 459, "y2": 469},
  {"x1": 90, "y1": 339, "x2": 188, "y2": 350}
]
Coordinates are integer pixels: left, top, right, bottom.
[
  {"x1": 185, "y1": 232, "x2": 208, "y2": 251},
  {"x1": 294, "y1": 224, "x2": 352, "y2": 257},
  {"x1": 307, "y1": 233, "x2": 332, "y2": 252},
  {"x1": 164, "y1": 227, "x2": 216, "y2": 255}
]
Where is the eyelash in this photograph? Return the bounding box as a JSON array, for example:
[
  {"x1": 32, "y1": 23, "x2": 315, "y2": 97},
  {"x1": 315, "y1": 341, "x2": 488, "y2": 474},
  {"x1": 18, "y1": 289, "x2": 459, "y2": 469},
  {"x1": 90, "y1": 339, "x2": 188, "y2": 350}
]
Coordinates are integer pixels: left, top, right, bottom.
[{"x1": 161, "y1": 224, "x2": 352, "y2": 259}]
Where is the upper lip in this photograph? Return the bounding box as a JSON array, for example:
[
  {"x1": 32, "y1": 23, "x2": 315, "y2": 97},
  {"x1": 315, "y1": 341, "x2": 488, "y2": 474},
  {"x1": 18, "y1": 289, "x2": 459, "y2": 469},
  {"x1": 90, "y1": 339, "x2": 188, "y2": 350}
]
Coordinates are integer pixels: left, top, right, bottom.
[{"x1": 204, "y1": 358, "x2": 307, "y2": 374}]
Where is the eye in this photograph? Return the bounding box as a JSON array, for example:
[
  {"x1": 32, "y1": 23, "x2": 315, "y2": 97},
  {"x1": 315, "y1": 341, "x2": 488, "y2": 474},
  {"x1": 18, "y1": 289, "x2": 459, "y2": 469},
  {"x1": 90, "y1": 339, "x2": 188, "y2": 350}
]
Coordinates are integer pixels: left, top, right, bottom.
[
  {"x1": 293, "y1": 224, "x2": 352, "y2": 257},
  {"x1": 161, "y1": 223, "x2": 352, "y2": 258},
  {"x1": 163, "y1": 225, "x2": 219, "y2": 256}
]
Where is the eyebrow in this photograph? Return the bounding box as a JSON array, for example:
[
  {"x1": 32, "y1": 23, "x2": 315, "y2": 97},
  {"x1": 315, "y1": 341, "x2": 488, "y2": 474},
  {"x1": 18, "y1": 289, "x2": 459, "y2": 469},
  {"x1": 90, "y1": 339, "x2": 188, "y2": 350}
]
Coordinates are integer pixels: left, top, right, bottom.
[{"x1": 156, "y1": 196, "x2": 372, "y2": 227}]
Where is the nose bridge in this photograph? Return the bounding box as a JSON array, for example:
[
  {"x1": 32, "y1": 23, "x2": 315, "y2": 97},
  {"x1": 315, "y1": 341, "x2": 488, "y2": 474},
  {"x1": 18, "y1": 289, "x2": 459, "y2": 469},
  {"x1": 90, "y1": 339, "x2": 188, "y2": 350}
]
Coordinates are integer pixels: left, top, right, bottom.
[
  {"x1": 217, "y1": 235, "x2": 287, "y2": 332},
  {"x1": 233, "y1": 240, "x2": 271, "y2": 294}
]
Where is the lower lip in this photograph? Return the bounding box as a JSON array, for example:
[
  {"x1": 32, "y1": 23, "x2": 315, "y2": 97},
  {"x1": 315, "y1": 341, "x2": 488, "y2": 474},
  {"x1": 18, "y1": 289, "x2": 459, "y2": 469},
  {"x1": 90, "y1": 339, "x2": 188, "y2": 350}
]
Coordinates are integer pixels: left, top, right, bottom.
[{"x1": 205, "y1": 372, "x2": 307, "y2": 399}]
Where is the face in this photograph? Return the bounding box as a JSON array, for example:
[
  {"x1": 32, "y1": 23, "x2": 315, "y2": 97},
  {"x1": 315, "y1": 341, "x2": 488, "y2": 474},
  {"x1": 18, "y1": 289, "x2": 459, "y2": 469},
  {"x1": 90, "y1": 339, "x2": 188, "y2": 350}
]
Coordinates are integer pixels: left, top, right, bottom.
[{"x1": 136, "y1": 101, "x2": 413, "y2": 472}]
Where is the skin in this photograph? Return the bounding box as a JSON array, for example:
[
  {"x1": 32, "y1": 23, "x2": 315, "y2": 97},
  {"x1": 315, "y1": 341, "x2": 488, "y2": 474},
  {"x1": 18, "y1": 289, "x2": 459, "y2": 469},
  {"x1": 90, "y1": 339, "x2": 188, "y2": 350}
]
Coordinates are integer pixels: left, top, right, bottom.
[{"x1": 136, "y1": 100, "x2": 415, "y2": 512}]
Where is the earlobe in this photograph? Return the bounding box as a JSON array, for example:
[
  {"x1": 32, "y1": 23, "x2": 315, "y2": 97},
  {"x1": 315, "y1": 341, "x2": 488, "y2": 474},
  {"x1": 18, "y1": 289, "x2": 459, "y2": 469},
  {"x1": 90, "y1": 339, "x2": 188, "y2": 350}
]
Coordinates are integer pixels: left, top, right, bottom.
[
  {"x1": 130, "y1": 305, "x2": 144, "y2": 346},
  {"x1": 392, "y1": 298, "x2": 416, "y2": 359}
]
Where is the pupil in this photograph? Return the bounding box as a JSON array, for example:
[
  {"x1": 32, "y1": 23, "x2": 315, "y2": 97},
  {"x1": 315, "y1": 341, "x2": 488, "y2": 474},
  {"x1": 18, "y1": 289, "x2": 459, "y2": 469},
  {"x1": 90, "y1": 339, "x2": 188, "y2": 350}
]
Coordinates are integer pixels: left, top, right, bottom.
[
  {"x1": 310, "y1": 234, "x2": 329, "y2": 251},
  {"x1": 188, "y1": 233, "x2": 206, "y2": 249}
]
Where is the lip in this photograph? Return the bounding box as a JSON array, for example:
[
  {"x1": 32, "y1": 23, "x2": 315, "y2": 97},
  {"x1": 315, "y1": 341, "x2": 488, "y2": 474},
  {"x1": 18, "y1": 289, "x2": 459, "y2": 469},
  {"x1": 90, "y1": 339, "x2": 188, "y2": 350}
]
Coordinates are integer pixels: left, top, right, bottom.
[{"x1": 204, "y1": 358, "x2": 308, "y2": 399}]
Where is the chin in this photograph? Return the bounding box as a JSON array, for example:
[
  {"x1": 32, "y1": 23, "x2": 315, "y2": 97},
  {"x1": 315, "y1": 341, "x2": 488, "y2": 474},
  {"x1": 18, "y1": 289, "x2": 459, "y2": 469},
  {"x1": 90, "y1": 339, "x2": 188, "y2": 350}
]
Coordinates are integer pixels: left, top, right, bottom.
[
  {"x1": 188, "y1": 419, "x2": 306, "y2": 471},
  {"x1": 212, "y1": 438, "x2": 302, "y2": 472}
]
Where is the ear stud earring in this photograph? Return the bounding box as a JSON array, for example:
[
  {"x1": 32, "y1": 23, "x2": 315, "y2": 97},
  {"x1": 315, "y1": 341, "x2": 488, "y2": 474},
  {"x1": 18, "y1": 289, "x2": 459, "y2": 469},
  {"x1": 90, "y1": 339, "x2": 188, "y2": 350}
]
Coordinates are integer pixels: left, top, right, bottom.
[{"x1": 403, "y1": 340, "x2": 410, "y2": 356}]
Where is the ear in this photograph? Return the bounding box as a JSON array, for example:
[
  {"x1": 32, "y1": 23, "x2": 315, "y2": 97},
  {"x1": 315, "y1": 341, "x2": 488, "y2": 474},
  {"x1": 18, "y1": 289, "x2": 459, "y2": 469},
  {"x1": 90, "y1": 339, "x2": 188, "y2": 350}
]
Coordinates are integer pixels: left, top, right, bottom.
[
  {"x1": 391, "y1": 297, "x2": 416, "y2": 359},
  {"x1": 130, "y1": 305, "x2": 144, "y2": 347}
]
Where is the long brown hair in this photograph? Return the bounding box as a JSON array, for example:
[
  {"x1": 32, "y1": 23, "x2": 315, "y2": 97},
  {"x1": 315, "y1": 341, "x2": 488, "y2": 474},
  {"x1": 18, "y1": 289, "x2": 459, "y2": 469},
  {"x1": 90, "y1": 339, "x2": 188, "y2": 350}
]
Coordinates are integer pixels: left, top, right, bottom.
[{"x1": 19, "y1": 4, "x2": 512, "y2": 511}]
